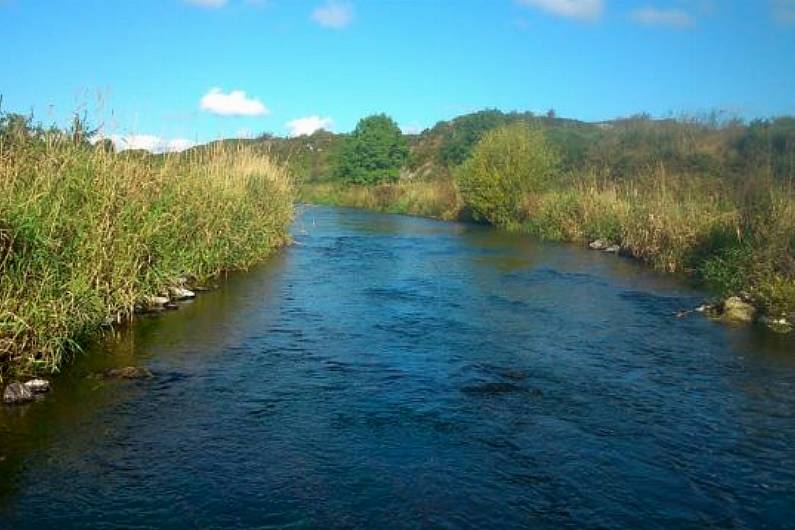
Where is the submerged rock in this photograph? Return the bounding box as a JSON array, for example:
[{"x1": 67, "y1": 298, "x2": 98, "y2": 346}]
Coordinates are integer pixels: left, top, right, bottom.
[
  {"x1": 604, "y1": 244, "x2": 621, "y2": 254},
  {"x1": 104, "y1": 366, "x2": 153, "y2": 380},
  {"x1": 3, "y1": 382, "x2": 33, "y2": 404},
  {"x1": 462, "y1": 382, "x2": 525, "y2": 395},
  {"x1": 721, "y1": 297, "x2": 757, "y2": 324},
  {"x1": 23, "y1": 379, "x2": 50, "y2": 394}
]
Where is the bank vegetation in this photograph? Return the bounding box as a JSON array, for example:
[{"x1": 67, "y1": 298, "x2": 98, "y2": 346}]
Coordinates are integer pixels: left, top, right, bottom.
[{"x1": 0, "y1": 113, "x2": 294, "y2": 377}]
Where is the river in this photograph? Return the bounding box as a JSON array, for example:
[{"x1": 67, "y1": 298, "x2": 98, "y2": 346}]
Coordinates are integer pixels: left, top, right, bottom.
[{"x1": 1, "y1": 206, "x2": 794, "y2": 529}]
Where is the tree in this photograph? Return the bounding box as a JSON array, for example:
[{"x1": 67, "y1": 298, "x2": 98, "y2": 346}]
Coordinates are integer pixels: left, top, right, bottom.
[
  {"x1": 456, "y1": 122, "x2": 559, "y2": 226},
  {"x1": 438, "y1": 109, "x2": 511, "y2": 166},
  {"x1": 334, "y1": 114, "x2": 408, "y2": 185}
]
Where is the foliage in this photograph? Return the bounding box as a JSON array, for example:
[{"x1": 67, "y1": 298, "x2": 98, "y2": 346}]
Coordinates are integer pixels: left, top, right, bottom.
[
  {"x1": 334, "y1": 114, "x2": 408, "y2": 185},
  {"x1": 437, "y1": 110, "x2": 519, "y2": 166},
  {"x1": 455, "y1": 123, "x2": 559, "y2": 226},
  {"x1": 300, "y1": 180, "x2": 462, "y2": 221},
  {"x1": 0, "y1": 123, "x2": 294, "y2": 376},
  {"x1": 304, "y1": 109, "x2": 795, "y2": 317},
  {"x1": 734, "y1": 117, "x2": 795, "y2": 182}
]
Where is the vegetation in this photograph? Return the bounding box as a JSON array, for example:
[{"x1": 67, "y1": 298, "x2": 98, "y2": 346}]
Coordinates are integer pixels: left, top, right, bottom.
[
  {"x1": 334, "y1": 114, "x2": 408, "y2": 185},
  {"x1": 300, "y1": 179, "x2": 462, "y2": 221},
  {"x1": 0, "y1": 113, "x2": 294, "y2": 377},
  {"x1": 3, "y1": 101, "x2": 793, "y2": 376},
  {"x1": 456, "y1": 123, "x2": 559, "y2": 227},
  {"x1": 437, "y1": 109, "x2": 518, "y2": 166},
  {"x1": 302, "y1": 110, "x2": 795, "y2": 323}
]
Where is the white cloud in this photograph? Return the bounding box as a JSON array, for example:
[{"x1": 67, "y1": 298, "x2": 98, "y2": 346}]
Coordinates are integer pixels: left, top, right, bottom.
[
  {"x1": 630, "y1": 7, "x2": 695, "y2": 28},
  {"x1": 311, "y1": 1, "x2": 354, "y2": 28},
  {"x1": 773, "y1": 0, "x2": 795, "y2": 24},
  {"x1": 183, "y1": 0, "x2": 227, "y2": 8},
  {"x1": 101, "y1": 135, "x2": 197, "y2": 154},
  {"x1": 285, "y1": 116, "x2": 333, "y2": 136},
  {"x1": 199, "y1": 88, "x2": 269, "y2": 116},
  {"x1": 516, "y1": 0, "x2": 603, "y2": 21}
]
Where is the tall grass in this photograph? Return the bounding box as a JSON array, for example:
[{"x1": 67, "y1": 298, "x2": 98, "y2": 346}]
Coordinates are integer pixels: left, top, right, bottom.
[
  {"x1": 525, "y1": 171, "x2": 795, "y2": 317},
  {"x1": 300, "y1": 180, "x2": 463, "y2": 221},
  {"x1": 0, "y1": 135, "x2": 294, "y2": 376}
]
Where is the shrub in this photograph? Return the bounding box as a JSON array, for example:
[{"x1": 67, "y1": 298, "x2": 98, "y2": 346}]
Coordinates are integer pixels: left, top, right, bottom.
[{"x1": 455, "y1": 123, "x2": 559, "y2": 227}]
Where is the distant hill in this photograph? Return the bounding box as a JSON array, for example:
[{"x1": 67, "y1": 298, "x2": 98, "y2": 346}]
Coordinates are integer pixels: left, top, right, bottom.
[{"x1": 185, "y1": 109, "x2": 795, "y2": 186}]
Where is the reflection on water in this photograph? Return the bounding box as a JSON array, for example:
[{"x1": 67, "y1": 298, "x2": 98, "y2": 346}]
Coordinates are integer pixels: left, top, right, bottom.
[{"x1": 1, "y1": 206, "x2": 794, "y2": 529}]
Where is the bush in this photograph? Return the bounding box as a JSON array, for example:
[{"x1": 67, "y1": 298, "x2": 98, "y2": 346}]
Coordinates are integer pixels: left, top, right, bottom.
[{"x1": 455, "y1": 123, "x2": 559, "y2": 227}]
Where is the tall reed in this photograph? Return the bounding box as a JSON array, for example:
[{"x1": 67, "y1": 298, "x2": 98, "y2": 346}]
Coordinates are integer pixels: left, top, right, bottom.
[{"x1": 0, "y1": 136, "x2": 294, "y2": 376}]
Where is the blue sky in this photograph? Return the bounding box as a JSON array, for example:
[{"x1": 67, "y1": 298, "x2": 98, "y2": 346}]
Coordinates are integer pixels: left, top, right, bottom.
[{"x1": 1, "y1": 0, "x2": 794, "y2": 151}]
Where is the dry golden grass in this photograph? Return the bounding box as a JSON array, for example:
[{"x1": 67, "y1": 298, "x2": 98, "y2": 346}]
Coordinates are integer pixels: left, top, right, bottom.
[{"x1": 0, "y1": 137, "x2": 294, "y2": 376}]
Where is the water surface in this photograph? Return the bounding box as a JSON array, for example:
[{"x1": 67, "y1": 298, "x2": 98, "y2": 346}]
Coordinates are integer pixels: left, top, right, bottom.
[{"x1": 2, "y1": 206, "x2": 794, "y2": 529}]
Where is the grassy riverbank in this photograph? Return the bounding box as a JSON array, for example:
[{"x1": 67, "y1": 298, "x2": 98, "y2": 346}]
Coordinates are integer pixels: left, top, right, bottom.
[
  {"x1": 300, "y1": 115, "x2": 795, "y2": 322},
  {"x1": 303, "y1": 176, "x2": 795, "y2": 319},
  {"x1": 1, "y1": 127, "x2": 294, "y2": 377}
]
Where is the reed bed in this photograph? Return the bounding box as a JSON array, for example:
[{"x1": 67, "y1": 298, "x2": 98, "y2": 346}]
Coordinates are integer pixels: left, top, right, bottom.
[
  {"x1": 0, "y1": 135, "x2": 294, "y2": 377},
  {"x1": 300, "y1": 180, "x2": 463, "y2": 221}
]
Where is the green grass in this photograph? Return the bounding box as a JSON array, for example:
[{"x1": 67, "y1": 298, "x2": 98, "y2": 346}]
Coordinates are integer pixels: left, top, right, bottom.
[
  {"x1": 0, "y1": 136, "x2": 294, "y2": 377},
  {"x1": 300, "y1": 180, "x2": 463, "y2": 221}
]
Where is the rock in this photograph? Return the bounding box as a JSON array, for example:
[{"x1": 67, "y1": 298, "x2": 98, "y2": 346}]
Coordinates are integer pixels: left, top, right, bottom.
[
  {"x1": 589, "y1": 240, "x2": 608, "y2": 250},
  {"x1": 104, "y1": 366, "x2": 153, "y2": 380},
  {"x1": 168, "y1": 286, "x2": 196, "y2": 300},
  {"x1": 23, "y1": 379, "x2": 50, "y2": 394},
  {"x1": 135, "y1": 295, "x2": 172, "y2": 314},
  {"x1": 759, "y1": 315, "x2": 793, "y2": 334},
  {"x1": 3, "y1": 382, "x2": 33, "y2": 404},
  {"x1": 149, "y1": 296, "x2": 170, "y2": 306},
  {"x1": 604, "y1": 244, "x2": 621, "y2": 254},
  {"x1": 721, "y1": 296, "x2": 757, "y2": 324}
]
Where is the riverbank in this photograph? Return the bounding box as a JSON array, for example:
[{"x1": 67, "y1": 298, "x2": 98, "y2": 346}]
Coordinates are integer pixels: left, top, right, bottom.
[
  {"x1": 0, "y1": 134, "x2": 294, "y2": 378},
  {"x1": 300, "y1": 179, "x2": 795, "y2": 331}
]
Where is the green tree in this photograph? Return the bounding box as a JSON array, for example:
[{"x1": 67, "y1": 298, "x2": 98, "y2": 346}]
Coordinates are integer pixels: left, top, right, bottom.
[
  {"x1": 335, "y1": 114, "x2": 408, "y2": 185},
  {"x1": 438, "y1": 109, "x2": 512, "y2": 166},
  {"x1": 456, "y1": 122, "x2": 559, "y2": 226}
]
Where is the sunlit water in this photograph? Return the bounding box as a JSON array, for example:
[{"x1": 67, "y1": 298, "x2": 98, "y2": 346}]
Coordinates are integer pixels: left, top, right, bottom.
[{"x1": 2, "y1": 206, "x2": 794, "y2": 529}]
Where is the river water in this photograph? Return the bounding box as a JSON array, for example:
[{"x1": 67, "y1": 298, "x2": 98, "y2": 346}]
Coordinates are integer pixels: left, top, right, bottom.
[{"x1": 1, "y1": 206, "x2": 794, "y2": 529}]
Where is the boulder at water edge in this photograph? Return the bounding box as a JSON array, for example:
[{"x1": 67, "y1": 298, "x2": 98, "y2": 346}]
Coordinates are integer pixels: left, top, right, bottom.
[
  {"x1": 3, "y1": 382, "x2": 33, "y2": 404},
  {"x1": 169, "y1": 286, "x2": 196, "y2": 300},
  {"x1": 721, "y1": 297, "x2": 757, "y2": 323},
  {"x1": 589, "y1": 240, "x2": 608, "y2": 250},
  {"x1": 24, "y1": 379, "x2": 51, "y2": 394}
]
